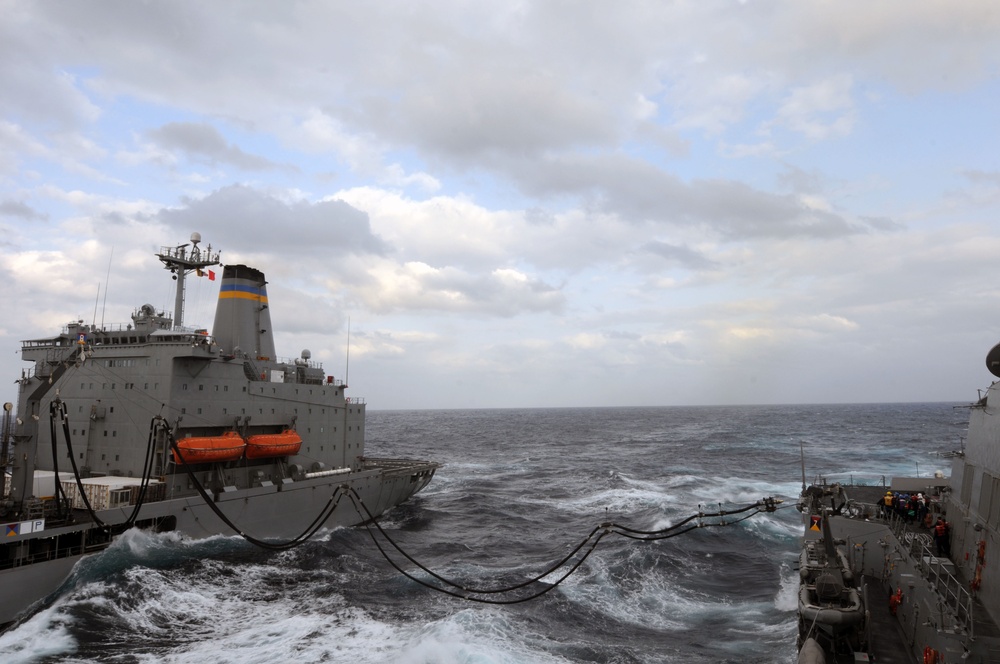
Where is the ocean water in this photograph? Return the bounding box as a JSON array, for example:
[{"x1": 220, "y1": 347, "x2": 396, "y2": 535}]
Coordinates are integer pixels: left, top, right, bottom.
[{"x1": 0, "y1": 403, "x2": 968, "y2": 663}]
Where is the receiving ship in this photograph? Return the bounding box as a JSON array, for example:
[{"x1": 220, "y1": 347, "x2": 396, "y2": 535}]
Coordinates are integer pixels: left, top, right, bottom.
[
  {"x1": 796, "y1": 342, "x2": 1000, "y2": 663},
  {"x1": 0, "y1": 233, "x2": 439, "y2": 630}
]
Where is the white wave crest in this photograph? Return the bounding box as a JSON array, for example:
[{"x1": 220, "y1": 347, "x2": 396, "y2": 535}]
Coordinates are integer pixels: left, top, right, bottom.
[{"x1": 0, "y1": 600, "x2": 77, "y2": 664}]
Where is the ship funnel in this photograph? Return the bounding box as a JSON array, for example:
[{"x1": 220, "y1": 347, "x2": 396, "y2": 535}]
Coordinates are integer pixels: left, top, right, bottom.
[{"x1": 212, "y1": 264, "x2": 276, "y2": 361}]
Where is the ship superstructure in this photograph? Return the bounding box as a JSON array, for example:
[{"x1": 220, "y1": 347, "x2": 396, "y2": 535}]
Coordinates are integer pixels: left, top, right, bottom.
[
  {"x1": 796, "y1": 344, "x2": 1000, "y2": 663},
  {"x1": 0, "y1": 234, "x2": 438, "y2": 629}
]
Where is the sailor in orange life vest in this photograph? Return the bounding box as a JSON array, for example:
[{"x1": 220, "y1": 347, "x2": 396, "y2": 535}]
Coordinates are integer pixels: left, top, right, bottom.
[
  {"x1": 888, "y1": 587, "x2": 904, "y2": 616},
  {"x1": 933, "y1": 518, "x2": 951, "y2": 557}
]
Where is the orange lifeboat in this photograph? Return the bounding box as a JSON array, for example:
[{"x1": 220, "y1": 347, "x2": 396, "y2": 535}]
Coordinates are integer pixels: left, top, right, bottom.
[
  {"x1": 173, "y1": 431, "x2": 246, "y2": 464},
  {"x1": 246, "y1": 430, "x2": 302, "y2": 459}
]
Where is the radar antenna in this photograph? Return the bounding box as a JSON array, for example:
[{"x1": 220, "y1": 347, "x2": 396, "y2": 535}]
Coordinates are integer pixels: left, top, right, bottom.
[{"x1": 155, "y1": 232, "x2": 221, "y2": 329}]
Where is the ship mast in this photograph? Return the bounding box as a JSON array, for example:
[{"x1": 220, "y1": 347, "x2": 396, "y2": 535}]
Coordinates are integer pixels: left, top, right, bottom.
[{"x1": 155, "y1": 232, "x2": 221, "y2": 329}]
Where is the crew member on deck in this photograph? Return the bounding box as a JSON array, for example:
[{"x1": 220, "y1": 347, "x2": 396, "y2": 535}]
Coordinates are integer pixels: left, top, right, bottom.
[{"x1": 934, "y1": 518, "x2": 951, "y2": 557}]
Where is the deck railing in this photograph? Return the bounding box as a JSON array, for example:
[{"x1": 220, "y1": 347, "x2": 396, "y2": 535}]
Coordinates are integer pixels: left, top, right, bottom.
[{"x1": 881, "y1": 508, "x2": 974, "y2": 637}]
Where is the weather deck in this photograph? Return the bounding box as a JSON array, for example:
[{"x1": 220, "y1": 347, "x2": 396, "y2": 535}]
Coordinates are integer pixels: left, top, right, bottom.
[{"x1": 818, "y1": 484, "x2": 1000, "y2": 662}]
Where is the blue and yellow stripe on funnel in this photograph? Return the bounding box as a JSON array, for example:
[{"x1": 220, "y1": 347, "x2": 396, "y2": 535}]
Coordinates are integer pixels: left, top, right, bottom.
[{"x1": 218, "y1": 283, "x2": 268, "y2": 303}]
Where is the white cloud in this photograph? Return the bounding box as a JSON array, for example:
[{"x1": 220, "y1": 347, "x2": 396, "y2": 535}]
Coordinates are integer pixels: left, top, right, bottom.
[
  {"x1": 357, "y1": 259, "x2": 564, "y2": 317},
  {"x1": 1, "y1": 1, "x2": 999, "y2": 409},
  {"x1": 773, "y1": 74, "x2": 856, "y2": 140}
]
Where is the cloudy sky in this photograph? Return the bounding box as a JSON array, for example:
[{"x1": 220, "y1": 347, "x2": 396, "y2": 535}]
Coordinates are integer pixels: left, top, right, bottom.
[{"x1": 2, "y1": 1, "x2": 999, "y2": 410}]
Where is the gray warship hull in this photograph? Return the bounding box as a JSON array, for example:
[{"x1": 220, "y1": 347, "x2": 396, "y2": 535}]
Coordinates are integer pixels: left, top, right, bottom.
[{"x1": 0, "y1": 236, "x2": 439, "y2": 630}]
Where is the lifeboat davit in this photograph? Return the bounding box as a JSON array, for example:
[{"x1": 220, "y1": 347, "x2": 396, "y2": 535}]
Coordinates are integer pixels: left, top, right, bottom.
[
  {"x1": 173, "y1": 431, "x2": 246, "y2": 464},
  {"x1": 246, "y1": 430, "x2": 302, "y2": 459}
]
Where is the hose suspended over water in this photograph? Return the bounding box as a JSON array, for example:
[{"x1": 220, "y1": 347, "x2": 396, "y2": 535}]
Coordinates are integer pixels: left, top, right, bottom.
[
  {"x1": 51, "y1": 399, "x2": 164, "y2": 533},
  {"x1": 163, "y1": 448, "x2": 785, "y2": 604},
  {"x1": 345, "y1": 487, "x2": 786, "y2": 605},
  {"x1": 64, "y1": 412, "x2": 785, "y2": 602}
]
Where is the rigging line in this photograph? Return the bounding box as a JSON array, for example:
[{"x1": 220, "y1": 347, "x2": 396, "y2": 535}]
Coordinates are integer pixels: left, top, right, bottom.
[
  {"x1": 69, "y1": 362, "x2": 157, "y2": 449},
  {"x1": 609, "y1": 512, "x2": 701, "y2": 535},
  {"x1": 68, "y1": 412, "x2": 157, "y2": 531},
  {"x1": 611, "y1": 501, "x2": 769, "y2": 537},
  {"x1": 82, "y1": 360, "x2": 186, "y2": 420},
  {"x1": 347, "y1": 486, "x2": 605, "y2": 594},
  {"x1": 609, "y1": 510, "x2": 763, "y2": 541},
  {"x1": 121, "y1": 417, "x2": 164, "y2": 527},
  {"x1": 81, "y1": 361, "x2": 257, "y2": 441},
  {"x1": 346, "y1": 490, "x2": 612, "y2": 605},
  {"x1": 100, "y1": 246, "x2": 114, "y2": 330},
  {"x1": 614, "y1": 501, "x2": 766, "y2": 539},
  {"x1": 51, "y1": 382, "x2": 175, "y2": 501},
  {"x1": 81, "y1": 351, "x2": 343, "y2": 430},
  {"x1": 52, "y1": 399, "x2": 107, "y2": 529},
  {"x1": 167, "y1": 432, "x2": 347, "y2": 550},
  {"x1": 81, "y1": 358, "x2": 333, "y2": 438},
  {"x1": 91, "y1": 282, "x2": 100, "y2": 329},
  {"x1": 347, "y1": 487, "x2": 776, "y2": 599},
  {"x1": 610, "y1": 524, "x2": 700, "y2": 541},
  {"x1": 47, "y1": 401, "x2": 69, "y2": 518}
]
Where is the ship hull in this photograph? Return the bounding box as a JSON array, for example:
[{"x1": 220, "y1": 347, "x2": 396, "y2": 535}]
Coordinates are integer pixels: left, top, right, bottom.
[
  {"x1": 0, "y1": 459, "x2": 437, "y2": 629},
  {"x1": 3, "y1": 245, "x2": 442, "y2": 634},
  {"x1": 0, "y1": 557, "x2": 83, "y2": 627}
]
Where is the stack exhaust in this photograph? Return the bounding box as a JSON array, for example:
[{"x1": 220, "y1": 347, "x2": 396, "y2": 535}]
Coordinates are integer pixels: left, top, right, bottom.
[{"x1": 212, "y1": 264, "x2": 276, "y2": 361}]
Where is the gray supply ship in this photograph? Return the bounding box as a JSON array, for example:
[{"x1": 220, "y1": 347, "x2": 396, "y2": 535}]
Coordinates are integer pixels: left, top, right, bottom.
[
  {"x1": 796, "y1": 342, "x2": 1000, "y2": 663},
  {"x1": 0, "y1": 234, "x2": 439, "y2": 630}
]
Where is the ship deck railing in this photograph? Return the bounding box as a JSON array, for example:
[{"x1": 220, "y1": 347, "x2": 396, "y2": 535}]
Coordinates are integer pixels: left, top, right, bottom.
[
  {"x1": 363, "y1": 458, "x2": 435, "y2": 468},
  {"x1": 363, "y1": 457, "x2": 441, "y2": 477},
  {"x1": 853, "y1": 501, "x2": 976, "y2": 638},
  {"x1": 0, "y1": 534, "x2": 89, "y2": 571},
  {"x1": 811, "y1": 473, "x2": 888, "y2": 488}
]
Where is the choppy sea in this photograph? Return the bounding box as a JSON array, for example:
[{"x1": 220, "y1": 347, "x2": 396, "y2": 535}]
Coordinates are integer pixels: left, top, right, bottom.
[{"x1": 0, "y1": 403, "x2": 968, "y2": 663}]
